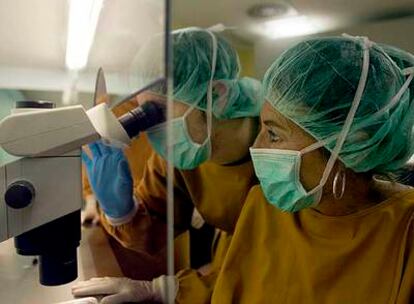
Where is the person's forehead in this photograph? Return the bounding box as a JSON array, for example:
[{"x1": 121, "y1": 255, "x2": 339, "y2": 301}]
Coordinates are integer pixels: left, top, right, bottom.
[
  {"x1": 260, "y1": 100, "x2": 309, "y2": 136},
  {"x1": 260, "y1": 101, "x2": 288, "y2": 125},
  {"x1": 260, "y1": 101, "x2": 274, "y2": 118},
  {"x1": 135, "y1": 91, "x2": 166, "y2": 104}
]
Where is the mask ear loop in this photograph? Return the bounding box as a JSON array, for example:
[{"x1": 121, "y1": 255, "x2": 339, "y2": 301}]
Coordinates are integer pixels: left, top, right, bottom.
[
  {"x1": 178, "y1": 30, "x2": 217, "y2": 150},
  {"x1": 202, "y1": 30, "x2": 218, "y2": 154},
  {"x1": 308, "y1": 37, "x2": 371, "y2": 198},
  {"x1": 299, "y1": 140, "x2": 327, "y2": 155}
]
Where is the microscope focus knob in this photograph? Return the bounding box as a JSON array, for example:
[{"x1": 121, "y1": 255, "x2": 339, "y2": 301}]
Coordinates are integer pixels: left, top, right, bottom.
[{"x1": 5, "y1": 181, "x2": 35, "y2": 209}]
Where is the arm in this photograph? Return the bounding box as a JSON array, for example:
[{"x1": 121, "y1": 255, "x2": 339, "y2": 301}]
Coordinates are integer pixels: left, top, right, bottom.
[{"x1": 84, "y1": 144, "x2": 194, "y2": 255}]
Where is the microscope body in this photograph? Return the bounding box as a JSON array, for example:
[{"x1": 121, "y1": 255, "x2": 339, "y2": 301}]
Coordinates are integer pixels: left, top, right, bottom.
[
  {"x1": 0, "y1": 102, "x2": 113, "y2": 286},
  {"x1": 0, "y1": 101, "x2": 110, "y2": 245},
  {"x1": 0, "y1": 99, "x2": 165, "y2": 285},
  {"x1": 0, "y1": 150, "x2": 81, "y2": 241},
  {"x1": 0, "y1": 151, "x2": 83, "y2": 285}
]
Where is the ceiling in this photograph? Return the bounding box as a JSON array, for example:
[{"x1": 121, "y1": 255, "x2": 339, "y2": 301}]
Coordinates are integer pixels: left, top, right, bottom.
[
  {"x1": 173, "y1": 0, "x2": 414, "y2": 42},
  {"x1": 0, "y1": 0, "x2": 164, "y2": 98},
  {"x1": 254, "y1": 15, "x2": 414, "y2": 76},
  {"x1": 0, "y1": 0, "x2": 66, "y2": 70},
  {"x1": 173, "y1": 0, "x2": 414, "y2": 76},
  {"x1": 0, "y1": 0, "x2": 164, "y2": 71},
  {"x1": 0, "y1": 0, "x2": 413, "y2": 98}
]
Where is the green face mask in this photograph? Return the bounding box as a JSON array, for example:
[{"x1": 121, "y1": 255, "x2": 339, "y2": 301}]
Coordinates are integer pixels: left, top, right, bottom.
[
  {"x1": 146, "y1": 106, "x2": 211, "y2": 170},
  {"x1": 249, "y1": 146, "x2": 322, "y2": 212}
]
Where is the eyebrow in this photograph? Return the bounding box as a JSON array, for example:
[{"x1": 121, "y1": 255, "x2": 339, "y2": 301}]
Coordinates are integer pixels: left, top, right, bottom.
[{"x1": 263, "y1": 119, "x2": 285, "y2": 130}]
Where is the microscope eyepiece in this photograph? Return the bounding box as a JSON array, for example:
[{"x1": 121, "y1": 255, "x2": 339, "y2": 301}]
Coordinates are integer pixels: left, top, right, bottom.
[{"x1": 118, "y1": 101, "x2": 166, "y2": 139}]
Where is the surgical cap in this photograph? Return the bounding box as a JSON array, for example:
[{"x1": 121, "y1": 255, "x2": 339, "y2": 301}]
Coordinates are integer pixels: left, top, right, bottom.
[
  {"x1": 136, "y1": 27, "x2": 263, "y2": 119},
  {"x1": 263, "y1": 36, "x2": 414, "y2": 173}
]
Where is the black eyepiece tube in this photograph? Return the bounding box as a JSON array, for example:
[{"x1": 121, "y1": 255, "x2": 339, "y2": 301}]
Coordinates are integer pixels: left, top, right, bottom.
[{"x1": 118, "y1": 101, "x2": 166, "y2": 139}]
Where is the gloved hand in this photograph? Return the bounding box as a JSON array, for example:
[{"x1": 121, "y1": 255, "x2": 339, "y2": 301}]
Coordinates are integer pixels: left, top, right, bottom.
[
  {"x1": 55, "y1": 297, "x2": 98, "y2": 304},
  {"x1": 82, "y1": 141, "x2": 135, "y2": 222},
  {"x1": 71, "y1": 276, "x2": 176, "y2": 304}
]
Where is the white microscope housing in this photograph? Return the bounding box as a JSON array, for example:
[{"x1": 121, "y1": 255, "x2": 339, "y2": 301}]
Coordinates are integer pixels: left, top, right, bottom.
[
  {"x1": 0, "y1": 100, "x2": 130, "y2": 285},
  {"x1": 0, "y1": 97, "x2": 164, "y2": 285}
]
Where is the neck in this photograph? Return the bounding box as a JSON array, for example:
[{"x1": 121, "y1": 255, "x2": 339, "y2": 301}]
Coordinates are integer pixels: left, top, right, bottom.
[
  {"x1": 312, "y1": 172, "x2": 381, "y2": 216},
  {"x1": 221, "y1": 153, "x2": 251, "y2": 166}
]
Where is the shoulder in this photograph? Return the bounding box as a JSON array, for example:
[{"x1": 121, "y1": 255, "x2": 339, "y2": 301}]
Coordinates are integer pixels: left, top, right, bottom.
[
  {"x1": 246, "y1": 185, "x2": 265, "y2": 198},
  {"x1": 387, "y1": 189, "x2": 414, "y2": 210},
  {"x1": 144, "y1": 152, "x2": 168, "y2": 174},
  {"x1": 243, "y1": 185, "x2": 269, "y2": 210},
  {"x1": 374, "y1": 190, "x2": 414, "y2": 226},
  {"x1": 372, "y1": 179, "x2": 414, "y2": 210}
]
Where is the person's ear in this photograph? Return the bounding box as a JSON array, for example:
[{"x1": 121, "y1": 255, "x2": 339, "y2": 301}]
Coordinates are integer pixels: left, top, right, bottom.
[
  {"x1": 213, "y1": 80, "x2": 228, "y2": 96},
  {"x1": 212, "y1": 80, "x2": 230, "y2": 116}
]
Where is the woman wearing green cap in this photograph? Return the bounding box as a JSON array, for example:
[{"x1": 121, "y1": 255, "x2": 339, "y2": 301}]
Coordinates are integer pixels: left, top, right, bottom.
[{"x1": 211, "y1": 36, "x2": 414, "y2": 303}]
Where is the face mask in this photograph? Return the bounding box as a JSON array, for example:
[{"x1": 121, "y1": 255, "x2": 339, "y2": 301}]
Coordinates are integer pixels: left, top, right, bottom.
[
  {"x1": 250, "y1": 142, "x2": 324, "y2": 212},
  {"x1": 147, "y1": 105, "x2": 211, "y2": 170},
  {"x1": 251, "y1": 36, "x2": 374, "y2": 212},
  {"x1": 147, "y1": 30, "x2": 217, "y2": 170}
]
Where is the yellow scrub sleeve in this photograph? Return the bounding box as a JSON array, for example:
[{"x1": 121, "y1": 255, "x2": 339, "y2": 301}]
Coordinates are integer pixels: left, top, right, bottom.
[
  {"x1": 100, "y1": 152, "x2": 257, "y2": 301},
  {"x1": 175, "y1": 230, "x2": 232, "y2": 304},
  {"x1": 101, "y1": 151, "x2": 256, "y2": 254},
  {"x1": 211, "y1": 186, "x2": 414, "y2": 304}
]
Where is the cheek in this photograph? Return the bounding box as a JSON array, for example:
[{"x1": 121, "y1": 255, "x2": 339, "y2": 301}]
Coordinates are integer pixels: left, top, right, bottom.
[
  {"x1": 210, "y1": 128, "x2": 222, "y2": 155},
  {"x1": 185, "y1": 112, "x2": 207, "y2": 144},
  {"x1": 299, "y1": 150, "x2": 327, "y2": 190},
  {"x1": 173, "y1": 106, "x2": 187, "y2": 118},
  {"x1": 210, "y1": 123, "x2": 232, "y2": 152}
]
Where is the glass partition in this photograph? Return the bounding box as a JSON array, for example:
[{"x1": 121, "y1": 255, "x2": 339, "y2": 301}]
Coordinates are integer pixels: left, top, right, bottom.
[{"x1": 0, "y1": 0, "x2": 169, "y2": 303}]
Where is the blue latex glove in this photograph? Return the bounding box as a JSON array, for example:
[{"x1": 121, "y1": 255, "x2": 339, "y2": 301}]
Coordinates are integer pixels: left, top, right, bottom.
[{"x1": 82, "y1": 141, "x2": 134, "y2": 219}]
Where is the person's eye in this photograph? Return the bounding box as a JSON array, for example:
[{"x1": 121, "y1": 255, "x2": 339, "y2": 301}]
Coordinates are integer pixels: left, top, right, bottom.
[{"x1": 267, "y1": 128, "x2": 280, "y2": 142}]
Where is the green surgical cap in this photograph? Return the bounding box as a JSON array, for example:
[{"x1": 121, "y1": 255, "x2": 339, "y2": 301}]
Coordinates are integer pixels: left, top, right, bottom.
[
  {"x1": 172, "y1": 28, "x2": 263, "y2": 119},
  {"x1": 263, "y1": 36, "x2": 414, "y2": 173},
  {"x1": 137, "y1": 27, "x2": 263, "y2": 119}
]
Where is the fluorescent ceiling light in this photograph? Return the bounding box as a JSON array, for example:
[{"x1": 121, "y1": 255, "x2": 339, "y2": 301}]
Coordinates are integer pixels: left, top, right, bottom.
[
  {"x1": 262, "y1": 15, "x2": 319, "y2": 39},
  {"x1": 65, "y1": 0, "x2": 104, "y2": 70}
]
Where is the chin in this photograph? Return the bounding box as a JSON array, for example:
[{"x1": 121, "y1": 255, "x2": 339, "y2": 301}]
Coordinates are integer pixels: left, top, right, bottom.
[{"x1": 210, "y1": 152, "x2": 249, "y2": 166}]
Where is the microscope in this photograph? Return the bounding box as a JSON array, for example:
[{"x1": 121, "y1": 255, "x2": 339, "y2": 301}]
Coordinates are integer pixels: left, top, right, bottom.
[{"x1": 0, "y1": 79, "x2": 165, "y2": 286}]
